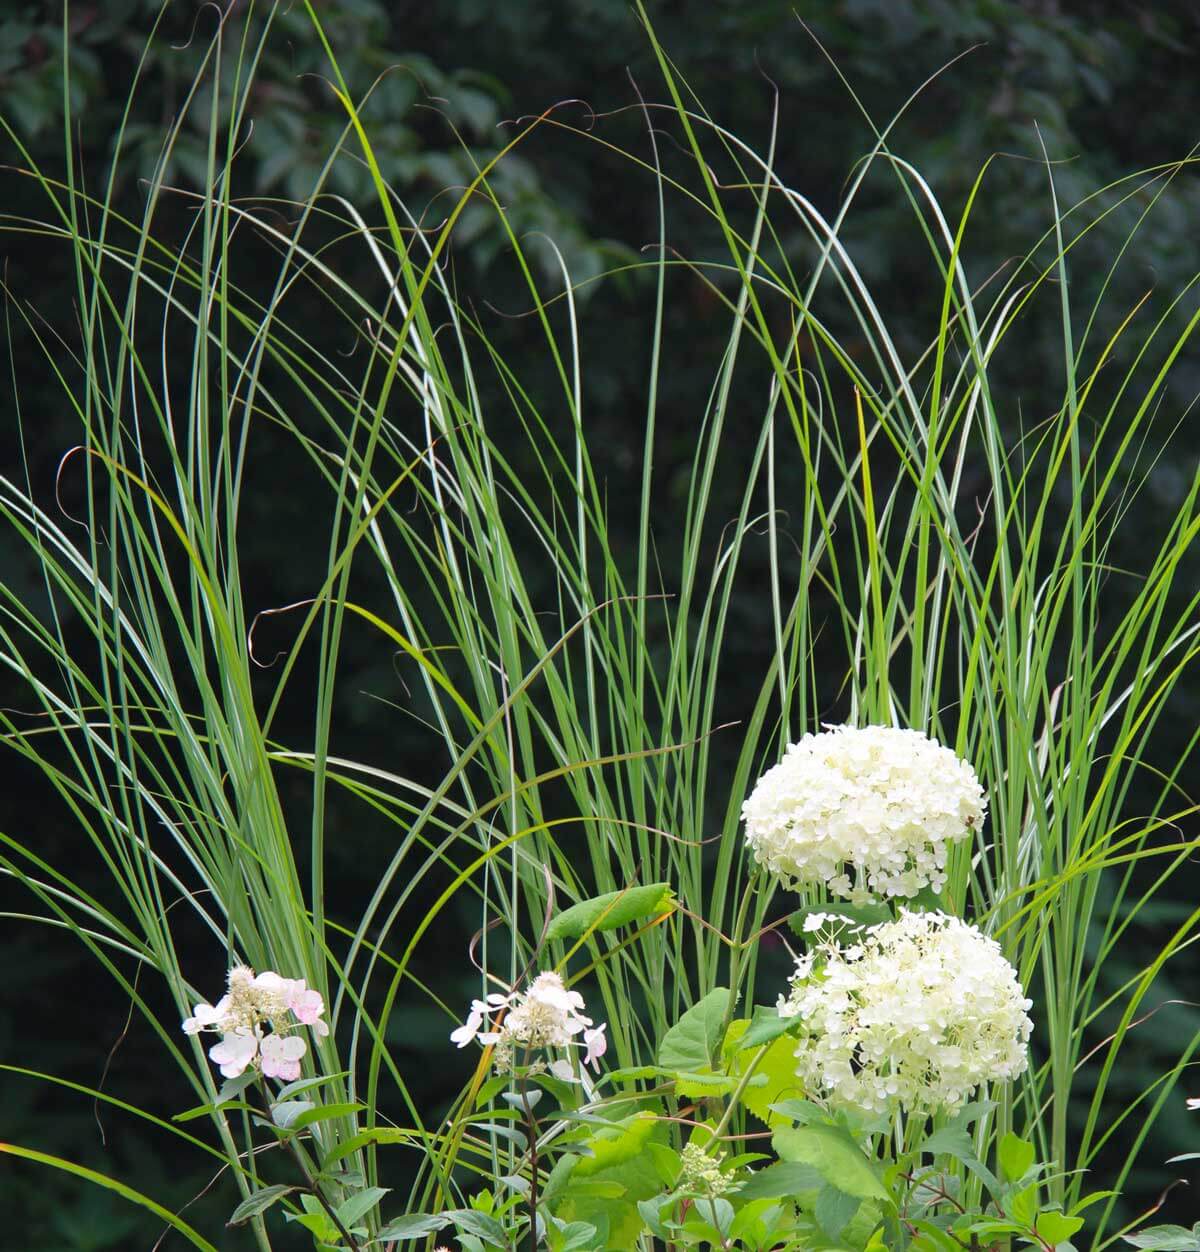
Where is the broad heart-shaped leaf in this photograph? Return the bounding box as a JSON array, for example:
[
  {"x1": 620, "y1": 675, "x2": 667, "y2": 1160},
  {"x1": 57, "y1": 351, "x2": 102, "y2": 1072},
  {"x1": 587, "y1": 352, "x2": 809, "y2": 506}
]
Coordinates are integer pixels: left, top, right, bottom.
[
  {"x1": 658, "y1": 989, "x2": 730, "y2": 1072},
  {"x1": 1123, "y1": 1225, "x2": 1200, "y2": 1251},
  {"x1": 545, "y1": 883, "x2": 675, "y2": 942},
  {"x1": 376, "y1": 1213, "x2": 451, "y2": 1241},
  {"x1": 724, "y1": 1022, "x2": 806, "y2": 1127},
  {"x1": 227, "y1": 1184, "x2": 300, "y2": 1225},
  {"x1": 773, "y1": 1124, "x2": 891, "y2": 1204}
]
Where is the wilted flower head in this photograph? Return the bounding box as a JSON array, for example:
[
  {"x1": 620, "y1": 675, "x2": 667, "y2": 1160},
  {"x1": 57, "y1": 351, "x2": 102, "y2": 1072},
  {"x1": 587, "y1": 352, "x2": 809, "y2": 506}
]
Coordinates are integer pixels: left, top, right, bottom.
[
  {"x1": 451, "y1": 971, "x2": 607, "y2": 1073},
  {"x1": 182, "y1": 965, "x2": 328, "y2": 1082},
  {"x1": 741, "y1": 725, "x2": 986, "y2": 900},
  {"x1": 780, "y1": 910, "x2": 1032, "y2": 1116}
]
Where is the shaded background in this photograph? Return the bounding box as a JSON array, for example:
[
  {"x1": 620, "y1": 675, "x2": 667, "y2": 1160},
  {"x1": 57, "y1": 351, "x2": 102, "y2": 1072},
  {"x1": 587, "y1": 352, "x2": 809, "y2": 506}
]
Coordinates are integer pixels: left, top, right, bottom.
[{"x1": 2, "y1": 0, "x2": 1199, "y2": 1246}]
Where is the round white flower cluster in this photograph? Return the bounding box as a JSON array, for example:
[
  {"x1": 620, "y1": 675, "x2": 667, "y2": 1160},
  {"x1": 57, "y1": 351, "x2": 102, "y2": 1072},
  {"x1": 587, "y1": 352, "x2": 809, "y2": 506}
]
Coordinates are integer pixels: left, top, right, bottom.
[
  {"x1": 452, "y1": 971, "x2": 607, "y2": 1074},
  {"x1": 741, "y1": 725, "x2": 986, "y2": 900},
  {"x1": 183, "y1": 965, "x2": 328, "y2": 1082},
  {"x1": 779, "y1": 911, "x2": 1032, "y2": 1116}
]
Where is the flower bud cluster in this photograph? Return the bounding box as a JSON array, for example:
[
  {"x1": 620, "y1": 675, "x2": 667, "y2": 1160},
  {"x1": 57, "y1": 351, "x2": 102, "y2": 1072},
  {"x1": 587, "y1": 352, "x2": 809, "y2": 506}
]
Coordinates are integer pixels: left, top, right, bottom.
[
  {"x1": 779, "y1": 911, "x2": 1032, "y2": 1116},
  {"x1": 742, "y1": 724, "x2": 986, "y2": 901},
  {"x1": 452, "y1": 971, "x2": 607, "y2": 1074},
  {"x1": 677, "y1": 1143, "x2": 731, "y2": 1197},
  {"x1": 182, "y1": 965, "x2": 328, "y2": 1082}
]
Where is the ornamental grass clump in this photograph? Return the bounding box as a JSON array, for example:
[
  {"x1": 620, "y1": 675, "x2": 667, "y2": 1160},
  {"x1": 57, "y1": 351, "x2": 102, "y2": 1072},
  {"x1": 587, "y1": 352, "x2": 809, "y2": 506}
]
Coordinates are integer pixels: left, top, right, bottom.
[
  {"x1": 741, "y1": 725, "x2": 986, "y2": 900},
  {"x1": 780, "y1": 911, "x2": 1033, "y2": 1116}
]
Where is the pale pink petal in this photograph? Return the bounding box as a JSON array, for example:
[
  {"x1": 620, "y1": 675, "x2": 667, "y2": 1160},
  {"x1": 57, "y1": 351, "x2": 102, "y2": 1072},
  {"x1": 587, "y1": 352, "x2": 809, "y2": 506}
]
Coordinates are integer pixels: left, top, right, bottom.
[
  {"x1": 548, "y1": 1059, "x2": 580, "y2": 1083},
  {"x1": 1187, "y1": 1097, "x2": 1200, "y2": 1111},
  {"x1": 289, "y1": 987, "x2": 325, "y2": 1026},
  {"x1": 209, "y1": 1030, "x2": 259, "y2": 1078},
  {"x1": 583, "y1": 1024, "x2": 607, "y2": 1068},
  {"x1": 182, "y1": 1001, "x2": 221, "y2": 1034},
  {"x1": 260, "y1": 1033, "x2": 307, "y2": 1081}
]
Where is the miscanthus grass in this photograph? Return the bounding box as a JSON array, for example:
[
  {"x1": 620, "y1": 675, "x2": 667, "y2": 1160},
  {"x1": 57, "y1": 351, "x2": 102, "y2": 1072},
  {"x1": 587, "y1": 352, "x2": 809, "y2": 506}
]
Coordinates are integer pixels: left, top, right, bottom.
[{"x1": 0, "y1": 1, "x2": 1198, "y2": 1247}]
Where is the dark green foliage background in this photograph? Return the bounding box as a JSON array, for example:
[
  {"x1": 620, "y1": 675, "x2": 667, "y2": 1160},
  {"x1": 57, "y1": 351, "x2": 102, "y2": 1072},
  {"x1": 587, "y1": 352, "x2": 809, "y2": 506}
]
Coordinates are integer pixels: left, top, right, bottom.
[{"x1": 1, "y1": 1, "x2": 1198, "y2": 1246}]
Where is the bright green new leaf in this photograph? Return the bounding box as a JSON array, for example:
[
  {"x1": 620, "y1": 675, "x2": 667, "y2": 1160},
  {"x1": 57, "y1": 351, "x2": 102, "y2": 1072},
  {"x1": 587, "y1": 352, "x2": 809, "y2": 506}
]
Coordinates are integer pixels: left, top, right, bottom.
[
  {"x1": 998, "y1": 1132, "x2": 1036, "y2": 1183},
  {"x1": 1035, "y1": 1210, "x2": 1084, "y2": 1245}
]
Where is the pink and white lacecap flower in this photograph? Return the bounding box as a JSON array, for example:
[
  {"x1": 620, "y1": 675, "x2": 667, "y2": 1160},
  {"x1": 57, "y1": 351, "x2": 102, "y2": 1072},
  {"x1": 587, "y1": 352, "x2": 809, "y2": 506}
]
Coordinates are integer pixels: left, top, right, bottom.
[
  {"x1": 182, "y1": 965, "x2": 328, "y2": 1082},
  {"x1": 451, "y1": 971, "x2": 607, "y2": 1071}
]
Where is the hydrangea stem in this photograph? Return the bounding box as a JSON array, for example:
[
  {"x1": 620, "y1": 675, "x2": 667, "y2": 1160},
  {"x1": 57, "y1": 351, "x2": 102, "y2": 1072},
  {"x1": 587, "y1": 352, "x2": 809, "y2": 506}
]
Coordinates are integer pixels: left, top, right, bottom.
[{"x1": 254, "y1": 1078, "x2": 363, "y2": 1250}]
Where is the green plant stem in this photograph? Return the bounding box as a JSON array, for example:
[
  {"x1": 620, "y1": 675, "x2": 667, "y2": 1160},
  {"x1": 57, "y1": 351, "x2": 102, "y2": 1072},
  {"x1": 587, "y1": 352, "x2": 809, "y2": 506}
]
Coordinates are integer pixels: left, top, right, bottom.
[
  {"x1": 255, "y1": 1079, "x2": 362, "y2": 1251},
  {"x1": 720, "y1": 874, "x2": 760, "y2": 1045}
]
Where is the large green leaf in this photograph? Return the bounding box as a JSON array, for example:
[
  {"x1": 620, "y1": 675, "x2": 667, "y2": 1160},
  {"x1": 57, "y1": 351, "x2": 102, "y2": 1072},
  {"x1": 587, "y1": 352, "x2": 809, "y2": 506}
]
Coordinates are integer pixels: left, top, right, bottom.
[
  {"x1": 773, "y1": 1125, "x2": 891, "y2": 1204},
  {"x1": 546, "y1": 884, "x2": 675, "y2": 941},
  {"x1": 658, "y1": 989, "x2": 730, "y2": 1072}
]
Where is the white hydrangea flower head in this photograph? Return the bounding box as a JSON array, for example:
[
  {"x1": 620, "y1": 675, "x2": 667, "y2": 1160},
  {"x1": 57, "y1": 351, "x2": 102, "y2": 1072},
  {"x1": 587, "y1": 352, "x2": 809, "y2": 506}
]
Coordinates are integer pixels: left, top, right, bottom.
[
  {"x1": 451, "y1": 970, "x2": 607, "y2": 1072},
  {"x1": 780, "y1": 910, "x2": 1032, "y2": 1116},
  {"x1": 182, "y1": 964, "x2": 328, "y2": 1080},
  {"x1": 742, "y1": 725, "x2": 986, "y2": 900}
]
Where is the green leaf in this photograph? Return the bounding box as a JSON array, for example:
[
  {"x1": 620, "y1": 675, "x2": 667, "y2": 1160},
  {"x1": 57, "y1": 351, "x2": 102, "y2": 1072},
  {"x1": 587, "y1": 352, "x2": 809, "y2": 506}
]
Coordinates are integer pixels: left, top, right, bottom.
[
  {"x1": 768, "y1": 1098, "x2": 826, "y2": 1125},
  {"x1": 998, "y1": 1132, "x2": 1035, "y2": 1183},
  {"x1": 335, "y1": 1186, "x2": 390, "y2": 1228},
  {"x1": 658, "y1": 989, "x2": 730, "y2": 1072},
  {"x1": 446, "y1": 1207, "x2": 509, "y2": 1244},
  {"x1": 773, "y1": 1124, "x2": 891, "y2": 1204},
  {"x1": 545, "y1": 883, "x2": 675, "y2": 941},
  {"x1": 728, "y1": 1029, "x2": 806, "y2": 1127},
  {"x1": 173, "y1": 1098, "x2": 255, "y2": 1123},
  {"x1": 1123, "y1": 1226, "x2": 1200, "y2": 1251},
  {"x1": 217, "y1": 1072, "x2": 258, "y2": 1102},
  {"x1": 816, "y1": 1185, "x2": 860, "y2": 1239},
  {"x1": 288, "y1": 1101, "x2": 366, "y2": 1133},
  {"x1": 737, "y1": 1161, "x2": 825, "y2": 1199},
  {"x1": 1035, "y1": 1210, "x2": 1084, "y2": 1244},
  {"x1": 376, "y1": 1213, "x2": 451, "y2": 1241},
  {"x1": 674, "y1": 1068, "x2": 739, "y2": 1097},
  {"x1": 737, "y1": 1005, "x2": 797, "y2": 1049},
  {"x1": 271, "y1": 1100, "x2": 316, "y2": 1129},
  {"x1": 918, "y1": 1126, "x2": 977, "y2": 1163},
  {"x1": 228, "y1": 1185, "x2": 300, "y2": 1226},
  {"x1": 320, "y1": 1127, "x2": 408, "y2": 1170},
  {"x1": 273, "y1": 1072, "x2": 350, "y2": 1102}
]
